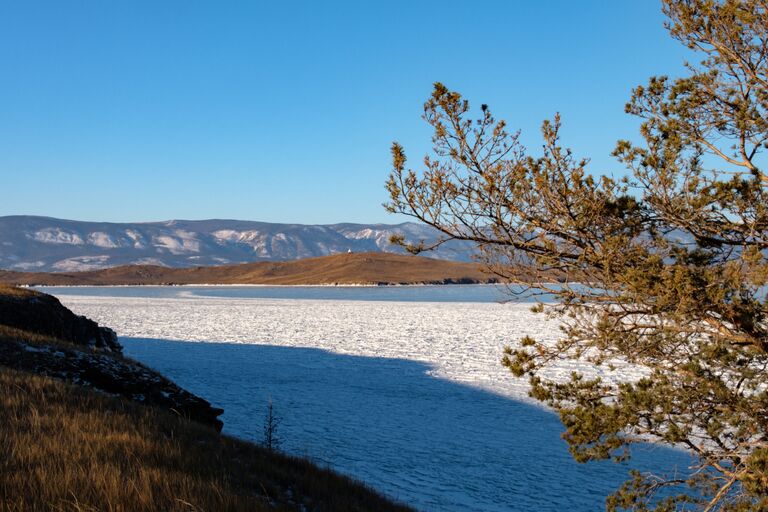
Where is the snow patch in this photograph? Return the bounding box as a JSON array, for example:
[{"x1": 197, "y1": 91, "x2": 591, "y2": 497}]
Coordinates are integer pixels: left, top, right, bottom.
[
  {"x1": 153, "y1": 231, "x2": 200, "y2": 254},
  {"x1": 87, "y1": 232, "x2": 119, "y2": 248},
  {"x1": 211, "y1": 230, "x2": 271, "y2": 256},
  {"x1": 339, "y1": 228, "x2": 393, "y2": 249},
  {"x1": 30, "y1": 228, "x2": 84, "y2": 245},
  {"x1": 212, "y1": 229, "x2": 263, "y2": 243},
  {"x1": 52, "y1": 255, "x2": 111, "y2": 271},
  {"x1": 9, "y1": 261, "x2": 45, "y2": 270},
  {"x1": 132, "y1": 258, "x2": 167, "y2": 266},
  {"x1": 124, "y1": 230, "x2": 146, "y2": 249}
]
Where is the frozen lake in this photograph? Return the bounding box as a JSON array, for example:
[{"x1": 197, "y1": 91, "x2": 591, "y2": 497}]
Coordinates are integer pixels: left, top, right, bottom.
[
  {"x1": 43, "y1": 283, "x2": 517, "y2": 302},
  {"x1": 44, "y1": 285, "x2": 694, "y2": 511}
]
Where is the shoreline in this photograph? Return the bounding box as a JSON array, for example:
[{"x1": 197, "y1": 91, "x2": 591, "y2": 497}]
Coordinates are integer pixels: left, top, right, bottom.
[{"x1": 32, "y1": 282, "x2": 507, "y2": 289}]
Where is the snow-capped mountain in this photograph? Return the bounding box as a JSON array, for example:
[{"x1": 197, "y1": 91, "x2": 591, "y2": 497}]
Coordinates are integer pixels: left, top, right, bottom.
[{"x1": 0, "y1": 216, "x2": 476, "y2": 271}]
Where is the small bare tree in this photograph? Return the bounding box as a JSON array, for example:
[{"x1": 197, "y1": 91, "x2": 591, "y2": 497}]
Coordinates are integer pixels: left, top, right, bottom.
[{"x1": 263, "y1": 398, "x2": 281, "y2": 452}]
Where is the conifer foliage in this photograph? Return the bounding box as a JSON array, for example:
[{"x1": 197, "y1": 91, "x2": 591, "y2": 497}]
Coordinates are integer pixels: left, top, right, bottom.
[{"x1": 386, "y1": 1, "x2": 768, "y2": 509}]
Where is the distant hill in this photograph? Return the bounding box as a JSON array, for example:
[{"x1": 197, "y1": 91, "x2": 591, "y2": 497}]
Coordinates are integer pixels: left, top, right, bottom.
[
  {"x1": 0, "y1": 252, "x2": 496, "y2": 286},
  {"x1": 0, "y1": 216, "x2": 476, "y2": 272}
]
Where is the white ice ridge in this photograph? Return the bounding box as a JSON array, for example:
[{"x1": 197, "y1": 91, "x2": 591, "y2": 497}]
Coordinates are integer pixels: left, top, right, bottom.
[{"x1": 57, "y1": 294, "x2": 647, "y2": 402}]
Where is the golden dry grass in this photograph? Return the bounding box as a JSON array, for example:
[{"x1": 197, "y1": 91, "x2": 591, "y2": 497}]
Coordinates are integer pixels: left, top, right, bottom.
[
  {"x1": 0, "y1": 324, "x2": 63, "y2": 347},
  {"x1": 0, "y1": 367, "x2": 412, "y2": 512},
  {"x1": 0, "y1": 252, "x2": 497, "y2": 286},
  {"x1": 0, "y1": 285, "x2": 411, "y2": 511},
  {"x1": 0, "y1": 284, "x2": 40, "y2": 299}
]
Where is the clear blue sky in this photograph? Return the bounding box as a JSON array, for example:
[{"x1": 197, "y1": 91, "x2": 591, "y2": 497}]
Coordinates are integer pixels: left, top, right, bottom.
[{"x1": 0, "y1": 1, "x2": 690, "y2": 224}]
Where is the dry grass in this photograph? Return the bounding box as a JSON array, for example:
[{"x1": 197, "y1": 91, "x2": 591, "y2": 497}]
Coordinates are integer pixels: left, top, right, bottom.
[
  {"x1": 0, "y1": 284, "x2": 411, "y2": 511},
  {"x1": 0, "y1": 324, "x2": 64, "y2": 347},
  {"x1": 0, "y1": 252, "x2": 498, "y2": 286},
  {"x1": 0, "y1": 367, "x2": 413, "y2": 512},
  {"x1": 0, "y1": 284, "x2": 40, "y2": 299}
]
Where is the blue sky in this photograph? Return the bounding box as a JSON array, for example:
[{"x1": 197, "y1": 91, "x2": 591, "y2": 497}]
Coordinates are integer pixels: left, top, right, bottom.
[{"x1": 0, "y1": 1, "x2": 690, "y2": 224}]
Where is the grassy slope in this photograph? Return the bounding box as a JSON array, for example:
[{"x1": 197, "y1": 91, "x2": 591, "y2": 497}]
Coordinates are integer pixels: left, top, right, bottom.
[
  {"x1": 0, "y1": 286, "x2": 412, "y2": 512},
  {"x1": 0, "y1": 252, "x2": 496, "y2": 286},
  {"x1": 0, "y1": 368, "x2": 413, "y2": 512}
]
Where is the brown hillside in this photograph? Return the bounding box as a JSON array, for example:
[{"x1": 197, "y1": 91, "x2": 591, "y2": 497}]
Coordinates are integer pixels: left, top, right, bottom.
[{"x1": 0, "y1": 252, "x2": 496, "y2": 286}]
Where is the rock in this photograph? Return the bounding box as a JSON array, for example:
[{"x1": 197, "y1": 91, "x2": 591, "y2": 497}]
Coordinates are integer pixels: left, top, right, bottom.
[
  {"x1": 0, "y1": 286, "x2": 224, "y2": 431},
  {"x1": 0, "y1": 289, "x2": 122, "y2": 353}
]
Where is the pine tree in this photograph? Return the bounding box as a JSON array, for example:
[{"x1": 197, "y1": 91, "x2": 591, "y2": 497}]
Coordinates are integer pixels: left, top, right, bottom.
[{"x1": 386, "y1": 1, "x2": 768, "y2": 509}]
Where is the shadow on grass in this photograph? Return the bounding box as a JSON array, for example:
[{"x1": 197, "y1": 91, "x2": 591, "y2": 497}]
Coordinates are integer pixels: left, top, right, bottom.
[{"x1": 121, "y1": 337, "x2": 695, "y2": 512}]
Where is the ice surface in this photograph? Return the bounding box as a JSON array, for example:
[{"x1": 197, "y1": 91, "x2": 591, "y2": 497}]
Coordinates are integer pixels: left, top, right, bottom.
[
  {"x1": 55, "y1": 289, "x2": 692, "y2": 512},
  {"x1": 58, "y1": 295, "x2": 646, "y2": 399}
]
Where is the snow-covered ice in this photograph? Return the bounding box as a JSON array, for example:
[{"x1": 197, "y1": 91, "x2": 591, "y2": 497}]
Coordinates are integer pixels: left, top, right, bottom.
[{"x1": 53, "y1": 287, "x2": 693, "y2": 512}]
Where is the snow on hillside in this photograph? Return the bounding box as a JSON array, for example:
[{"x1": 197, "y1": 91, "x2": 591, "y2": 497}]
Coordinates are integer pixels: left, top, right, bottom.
[
  {"x1": 52, "y1": 255, "x2": 112, "y2": 271},
  {"x1": 87, "y1": 232, "x2": 120, "y2": 248},
  {"x1": 0, "y1": 216, "x2": 477, "y2": 271},
  {"x1": 31, "y1": 228, "x2": 85, "y2": 245}
]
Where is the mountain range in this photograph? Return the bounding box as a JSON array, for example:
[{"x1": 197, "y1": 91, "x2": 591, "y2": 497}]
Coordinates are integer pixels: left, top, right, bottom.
[{"x1": 0, "y1": 216, "x2": 474, "y2": 272}]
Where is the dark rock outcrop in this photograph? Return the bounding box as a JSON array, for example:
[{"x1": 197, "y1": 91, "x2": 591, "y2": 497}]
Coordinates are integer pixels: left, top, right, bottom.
[
  {"x1": 0, "y1": 340, "x2": 224, "y2": 431},
  {"x1": 0, "y1": 289, "x2": 121, "y2": 352},
  {"x1": 0, "y1": 286, "x2": 224, "y2": 431}
]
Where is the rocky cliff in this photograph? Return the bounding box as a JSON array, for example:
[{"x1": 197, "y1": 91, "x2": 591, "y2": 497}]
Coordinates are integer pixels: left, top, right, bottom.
[
  {"x1": 0, "y1": 286, "x2": 224, "y2": 430},
  {"x1": 0, "y1": 288, "x2": 122, "y2": 352}
]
